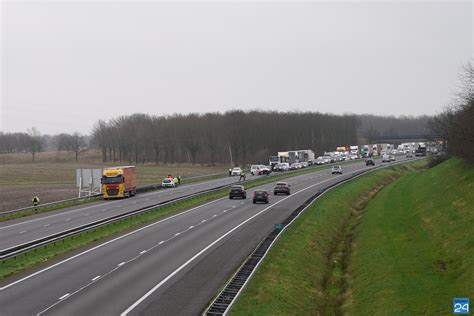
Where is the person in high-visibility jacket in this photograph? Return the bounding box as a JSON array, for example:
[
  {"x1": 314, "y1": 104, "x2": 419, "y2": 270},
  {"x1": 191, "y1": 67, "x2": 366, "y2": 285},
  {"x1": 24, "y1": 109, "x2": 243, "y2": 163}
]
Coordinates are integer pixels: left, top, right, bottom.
[
  {"x1": 32, "y1": 195, "x2": 40, "y2": 206},
  {"x1": 173, "y1": 177, "x2": 179, "y2": 186}
]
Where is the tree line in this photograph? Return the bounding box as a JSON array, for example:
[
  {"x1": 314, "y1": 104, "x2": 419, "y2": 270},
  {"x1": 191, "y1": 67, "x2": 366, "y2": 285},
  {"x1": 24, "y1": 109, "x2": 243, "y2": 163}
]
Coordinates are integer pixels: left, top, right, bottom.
[
  {"x1": 91, "y1": 111, "x2": 360, "y2": 166},
  {"x1": 429, "y1": 62, "x2": 474, "y2": 164},
  {"x1": 0, "y1": 110, "x2": 431, "y2": 165},
  {"x1": 0, "y1": 128, "x2": 87, "y2": 162}
]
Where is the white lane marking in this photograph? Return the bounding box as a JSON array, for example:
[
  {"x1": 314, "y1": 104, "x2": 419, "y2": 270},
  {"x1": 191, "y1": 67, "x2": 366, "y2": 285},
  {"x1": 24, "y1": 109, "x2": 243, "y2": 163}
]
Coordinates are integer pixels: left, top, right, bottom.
[
  {"x1": 65, "y1": 218, "x2": 71, "y2": 221},
  {"x1": 43, "y1": 224, "x2": 50, "y2": 227},
  {"x1": 140, "y1": 250, "x2": 147, "y2": 255},
  {"x1": 39, "y1": 162, "x2": 392, "y2": 314},
  {"x1": 59, "y1": 293, "x2": 70, "y2": 300},
  {"x1": 91, "y1": 276, "x2": 101, "y2": 281},
  {"x1": 120, "y1": 175, "x2": 343, "y2": 315},
  {"x1": 19, "y1": 231, "x2": 27, "y2": 234},
  {"x1": 0, "y1": 197, "x2": 226, "y2": 291},
  {"x1": 188, "y1": 226, "x2": 194, "y2": 229},
  {"x1": 201, "y1": 219, "x2": 206, "y2": 223},
  {"x1": 101, "y1": 209, "x2": 108, "y2": 212},
  {"x1": 118, "y1": 262, "x2": 126, "y2": 267},
  {"x1": 232, "y1": 206, "x2": 237, "y2": 208},
  {"x1": 0, "y1": 200, "x2": 121, "y2": 230},
  {"x1": 213, "y1": 214, "x2": 218, "y2": 217},
  {"x1": 4, "y1": 162, "x2": 376, "y2": 293},
  {"x1": 174, "y1": 232, "x2": 181, "y2": 236},
  {"x1": 223, "y1": 209, "x2": 228, "y2": 213},
  {"x1": 158, "y1": 241, "x2": 165, "y2": 245}
]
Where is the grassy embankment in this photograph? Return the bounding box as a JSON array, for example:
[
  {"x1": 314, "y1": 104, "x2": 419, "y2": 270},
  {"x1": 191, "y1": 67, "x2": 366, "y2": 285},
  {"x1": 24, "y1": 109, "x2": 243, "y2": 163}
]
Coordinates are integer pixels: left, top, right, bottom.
[
  {"x1": 0, "y1": 160, "x2": 360, "y2": 279},
  {"x1": 231, "y1": 158, "x2": 473, "y2": 315}
]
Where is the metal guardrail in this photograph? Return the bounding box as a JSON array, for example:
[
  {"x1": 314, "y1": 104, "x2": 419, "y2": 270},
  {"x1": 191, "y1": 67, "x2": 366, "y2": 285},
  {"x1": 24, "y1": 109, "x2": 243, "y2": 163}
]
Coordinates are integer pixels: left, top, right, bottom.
[
  {"x1": 0, "y1": 194, "x2": 102, "y2": 218},
  {"x1": 0, "y1": 163, "x2": 325, "y2": 260},
  {"x1": 0, "y1": 158, "x2": 397, "y2": 260},
  {"x1": 0, "y1": 172, "x2": 232, "y2": 218},
  {"x1": 0, "y1": 184, "x2": 231, "y2": 260},
  {"x1": 0, "y1": 159, "x2": 366, "y2": 218},
  {"x1": 204, "y1": 158, "x2": 422, "y2": 315}
]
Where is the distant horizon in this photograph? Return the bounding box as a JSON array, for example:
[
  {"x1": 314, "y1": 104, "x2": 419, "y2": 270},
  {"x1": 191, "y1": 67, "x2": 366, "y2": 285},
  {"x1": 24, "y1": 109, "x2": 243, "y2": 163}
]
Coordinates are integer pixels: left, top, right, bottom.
[{"x1": 2, "y1": 1, "x2": 471, "y2": 134}]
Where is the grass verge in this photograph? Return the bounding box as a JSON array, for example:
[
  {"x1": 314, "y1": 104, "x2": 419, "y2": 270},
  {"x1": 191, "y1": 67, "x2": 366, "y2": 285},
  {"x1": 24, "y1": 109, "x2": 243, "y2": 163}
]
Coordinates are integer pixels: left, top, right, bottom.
[
  {"x1": 0, "y1": 196, "x2": 102, "y2": 223},
  {"x1": 347, "y1": 158, "x2": 474, "y2": 314},
  {"x1": 1, "y1": 157, "x2": 366, "y2": 222},
  {"x1": 230, "y1": 160, "x2": 428, "y2": 315}
]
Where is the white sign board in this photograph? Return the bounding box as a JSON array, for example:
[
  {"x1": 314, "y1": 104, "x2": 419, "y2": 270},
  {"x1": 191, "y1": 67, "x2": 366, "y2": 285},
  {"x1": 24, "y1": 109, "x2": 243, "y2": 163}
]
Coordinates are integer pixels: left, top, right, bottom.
[{"x1": 76, "y1": 169, "x2": 102, "y2": 197}]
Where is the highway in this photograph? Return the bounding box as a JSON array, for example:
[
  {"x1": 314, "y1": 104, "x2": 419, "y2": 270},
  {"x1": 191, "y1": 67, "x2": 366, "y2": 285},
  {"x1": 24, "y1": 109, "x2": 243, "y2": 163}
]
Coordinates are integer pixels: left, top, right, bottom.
[
  {"x1": 0, "y1": 175, "x2": 257, "y2": 251},
  {"x1": 0, "y1": 158, "x2": 410, "y2": 315}
]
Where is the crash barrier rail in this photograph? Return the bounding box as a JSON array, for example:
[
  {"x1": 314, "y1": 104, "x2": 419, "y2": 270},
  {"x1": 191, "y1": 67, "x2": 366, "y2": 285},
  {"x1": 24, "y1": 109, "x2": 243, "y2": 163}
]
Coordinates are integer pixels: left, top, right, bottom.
[
  {"x1": 0, "y1": 172, "x2": 230, "y2": 218},
  {"x1": 0, "y1": 162, "x2": 330, "y2": 260},
  {"x1": 1, "y1": 156, "x2": 378, "y2": 218},
  {"x1": 0, "y1": 194, "x2": 102, "y2": 218},
  {"x1": 205, "y1": 158, "x2": 420, "y2": 315},
  {"x1": 0, "y1": 183, "x2": 232, "y2": 260},
  {"x1": 0, "y1": 157, "x2": 397, "y2": 259}
]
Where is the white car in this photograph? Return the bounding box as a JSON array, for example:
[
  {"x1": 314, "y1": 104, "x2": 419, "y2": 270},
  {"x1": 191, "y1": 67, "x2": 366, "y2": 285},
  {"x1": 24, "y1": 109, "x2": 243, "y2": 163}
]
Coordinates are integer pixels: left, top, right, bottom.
[
  {"x1": 300, "y1": 161, "x2": 309, "y2": 168},
  {"x1": 250, "y1": 165, "x2": 260, "y2": 175},
  {"x1": 231, "y1": 167, "x2": 243, "y2": 176},
  {"x1": 161, "y1": 178, "x2": 176, "y2": 188},
  {"x1": 258, "y1": 165, "x2": 271, "y2": 175},
  {"x1": 331, "y1": 165, "x2": 343, "y2": 174},
  {"x1": 382, "y1": 154, "x2": 390, "y2": 162},
  {"x1": 289, "y1": 163, "x2": 300, "y2": 170}
]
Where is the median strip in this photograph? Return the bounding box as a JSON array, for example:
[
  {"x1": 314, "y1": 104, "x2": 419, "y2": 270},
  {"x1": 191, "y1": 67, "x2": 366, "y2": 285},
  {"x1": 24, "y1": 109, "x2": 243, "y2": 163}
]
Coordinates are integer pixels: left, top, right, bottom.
[{"x1": 0, "y1": 159, "x2": 376, "y2": 280}]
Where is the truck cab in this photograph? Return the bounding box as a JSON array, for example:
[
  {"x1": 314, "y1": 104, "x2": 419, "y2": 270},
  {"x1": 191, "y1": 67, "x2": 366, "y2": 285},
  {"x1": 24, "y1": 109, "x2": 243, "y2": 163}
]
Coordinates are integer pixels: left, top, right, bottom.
[{"x1": 102, "y1": 166, "x2": 136, "y2": 199}]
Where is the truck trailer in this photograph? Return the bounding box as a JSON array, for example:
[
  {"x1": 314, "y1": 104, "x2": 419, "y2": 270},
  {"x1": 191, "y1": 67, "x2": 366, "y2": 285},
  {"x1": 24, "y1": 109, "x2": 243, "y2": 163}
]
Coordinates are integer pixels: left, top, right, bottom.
[
  {"x1": 298, "y1": 149, "x2": 315, "y2": 164},
  {"x1": 102, "y1": 166, "x2": 137, "y2": 199}
]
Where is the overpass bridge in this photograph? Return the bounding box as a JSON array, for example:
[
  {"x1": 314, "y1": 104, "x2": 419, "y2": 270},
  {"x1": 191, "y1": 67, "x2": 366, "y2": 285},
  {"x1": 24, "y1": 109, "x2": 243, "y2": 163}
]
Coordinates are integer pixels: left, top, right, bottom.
[{"x1": 371, "y1": 134, "x2": 442, "y2": 143}]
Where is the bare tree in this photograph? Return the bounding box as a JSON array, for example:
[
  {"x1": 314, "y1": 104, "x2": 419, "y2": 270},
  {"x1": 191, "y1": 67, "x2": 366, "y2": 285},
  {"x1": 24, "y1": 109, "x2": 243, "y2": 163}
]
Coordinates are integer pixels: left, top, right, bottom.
[{"x1": 27, "y1": 127, "x2": 42, "y2": 163}]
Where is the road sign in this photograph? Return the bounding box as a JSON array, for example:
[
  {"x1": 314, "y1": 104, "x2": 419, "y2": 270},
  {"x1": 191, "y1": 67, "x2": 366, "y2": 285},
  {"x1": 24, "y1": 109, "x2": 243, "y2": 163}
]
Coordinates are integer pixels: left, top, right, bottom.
[{"x1": 76, "y1": 169, "x2": 102, "y2": 197}]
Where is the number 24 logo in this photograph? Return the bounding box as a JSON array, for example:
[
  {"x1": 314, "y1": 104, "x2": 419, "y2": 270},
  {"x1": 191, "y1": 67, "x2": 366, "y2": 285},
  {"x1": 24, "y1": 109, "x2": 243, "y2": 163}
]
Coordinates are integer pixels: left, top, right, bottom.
[{"x1": 454, "y1": 303, "x2": 469, "y2": 313}]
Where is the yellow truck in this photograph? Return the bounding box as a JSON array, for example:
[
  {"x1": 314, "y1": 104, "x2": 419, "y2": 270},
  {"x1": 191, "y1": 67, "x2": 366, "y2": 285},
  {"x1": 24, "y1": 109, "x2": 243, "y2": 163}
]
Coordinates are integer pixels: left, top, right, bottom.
[{"x1": 101, "y1": 166, "x2": 137, "y2": 199}]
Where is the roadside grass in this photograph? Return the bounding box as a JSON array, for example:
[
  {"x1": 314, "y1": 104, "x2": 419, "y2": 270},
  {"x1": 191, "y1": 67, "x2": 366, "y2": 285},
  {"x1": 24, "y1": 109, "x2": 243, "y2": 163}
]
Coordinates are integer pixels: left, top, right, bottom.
[
  {"x1": 0, "y1": 156, "x2": 366, "y2": 216},
  {"x1": 0, "y1": 188, "x2": 227, "y2": 280},
  {"x1": 347, "y1": 158, "x2": 474, "y2": 315},
  {"x1": 0, "y1": 160, "x2": 361, "y2": 279},
  {"x1": 230, "y1": 161, "x2": 426, "y2": 315},
  {"x1": 0, "y1": 196, "x2": 102, "y2": 223}
]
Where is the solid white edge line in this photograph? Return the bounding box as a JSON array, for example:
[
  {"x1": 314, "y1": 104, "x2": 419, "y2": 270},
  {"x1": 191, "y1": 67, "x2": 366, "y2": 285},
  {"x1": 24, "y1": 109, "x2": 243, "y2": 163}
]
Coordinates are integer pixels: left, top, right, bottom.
[
  {"x1": 1, "y1": 159, "x2": 381, "y2": 292},
  {"x1": 0, "y1": 200, "x2": 122, "y2": 230},
  {"x1": 119, "y1": 176, "x2": 340, "y2": 316},
  {"x1": 0, "y1": 197, "x2": 225, "y2": 291},
  {"x1": 91, "y1": 276, "x2": 101, "y2": 282},
  {"x1": 219, "y1": 158, "x2": 416, "y2": 315},
  {"x1": 58, "y1": 293, "x2": 70, "y2": 300}
]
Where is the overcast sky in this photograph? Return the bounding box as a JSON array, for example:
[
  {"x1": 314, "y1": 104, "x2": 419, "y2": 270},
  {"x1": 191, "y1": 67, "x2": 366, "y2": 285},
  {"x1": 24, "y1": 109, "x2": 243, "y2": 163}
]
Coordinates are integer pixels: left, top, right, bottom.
[{"x1": 1, "y1": 1, "x2": 472, "y2": 134}]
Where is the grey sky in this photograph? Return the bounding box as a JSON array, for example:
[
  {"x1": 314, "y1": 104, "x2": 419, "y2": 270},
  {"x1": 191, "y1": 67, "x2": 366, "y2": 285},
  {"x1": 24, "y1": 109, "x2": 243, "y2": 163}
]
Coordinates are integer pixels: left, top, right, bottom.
[{"x1": 1, "y1": 1, "x2": 472, "y2": 135}]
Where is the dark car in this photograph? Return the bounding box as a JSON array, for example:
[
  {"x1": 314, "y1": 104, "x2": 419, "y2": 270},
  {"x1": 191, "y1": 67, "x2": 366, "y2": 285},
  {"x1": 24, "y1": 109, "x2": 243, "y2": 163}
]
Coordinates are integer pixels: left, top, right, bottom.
[
  {"x1": 274, "y1": 182, "x2": 291, "y2": 195},
  {"x1": 365, "y1": 158, "x2": 375, "y2": 166},
  {"x1": 229, "y1": 185, "x2": 246, "y2": 199},
  {"x1": 253, "y1": 190, "x2": 269, "y2": 204}
]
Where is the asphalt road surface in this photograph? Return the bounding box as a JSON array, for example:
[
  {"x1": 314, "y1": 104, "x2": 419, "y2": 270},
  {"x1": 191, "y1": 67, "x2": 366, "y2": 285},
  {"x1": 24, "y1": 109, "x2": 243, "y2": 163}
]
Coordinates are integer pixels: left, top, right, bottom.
[
  {"x1": 0, "y1": 158, "x2": 412, "y2": 315},
  {"x1": 0, "y1": 174, "x2": 262, "y2": 251}
]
